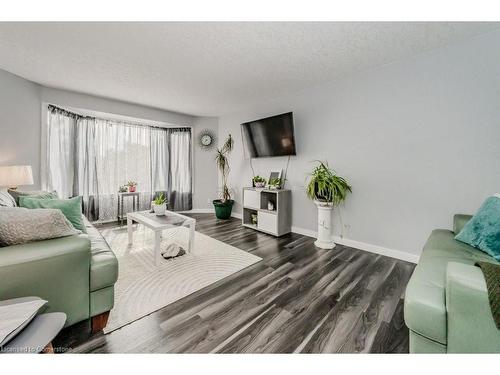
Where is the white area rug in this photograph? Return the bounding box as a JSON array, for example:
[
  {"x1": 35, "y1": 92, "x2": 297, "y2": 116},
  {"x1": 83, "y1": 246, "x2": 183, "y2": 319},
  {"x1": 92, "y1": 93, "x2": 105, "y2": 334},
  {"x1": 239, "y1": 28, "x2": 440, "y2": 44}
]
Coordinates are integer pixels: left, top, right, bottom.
[{"x1": 101, "y1": 224, "x2": 262, "y2": 333}]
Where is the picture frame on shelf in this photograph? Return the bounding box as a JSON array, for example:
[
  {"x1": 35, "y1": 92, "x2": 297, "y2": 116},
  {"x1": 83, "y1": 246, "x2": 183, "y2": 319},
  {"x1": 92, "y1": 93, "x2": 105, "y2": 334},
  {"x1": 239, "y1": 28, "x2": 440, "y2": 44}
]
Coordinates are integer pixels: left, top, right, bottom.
[{"x1": 267, "y1": 169, "x2": 283, "y2": 190}]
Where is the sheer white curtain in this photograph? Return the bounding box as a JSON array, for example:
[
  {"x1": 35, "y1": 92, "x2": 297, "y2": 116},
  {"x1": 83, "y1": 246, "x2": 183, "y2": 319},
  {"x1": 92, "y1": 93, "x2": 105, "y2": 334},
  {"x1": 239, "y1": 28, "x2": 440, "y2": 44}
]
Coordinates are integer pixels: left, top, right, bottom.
[
  {"x1": 46, "y1": 107, "x2": 76, "y2": 199},
  {"x1": 45, "y1": 105, "x2": 192, "y2": 222}
]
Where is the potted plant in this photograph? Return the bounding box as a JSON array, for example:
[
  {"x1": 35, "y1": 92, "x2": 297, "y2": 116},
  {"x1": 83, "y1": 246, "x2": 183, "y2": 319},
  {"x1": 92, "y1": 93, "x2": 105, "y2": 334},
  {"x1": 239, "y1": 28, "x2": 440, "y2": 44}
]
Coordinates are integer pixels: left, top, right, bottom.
[
  {"x1": 268, "y1": 177, "x2": 283, "y2": 190},
  {"x1": 252, "y1": 175, "x2": 267, "y2": 189},
  {"x1": 152, "y1": 192, "x2": 167, "y2": 216},
  {"x1": 306, "y1": 161, "x2": 352, "y2": 249},
  {"x1": 127, "y1": 180, "x2": 137, "y2": 192},
  {"x1": 213, "y1": 134, "x2": 234, "y2": 219}
]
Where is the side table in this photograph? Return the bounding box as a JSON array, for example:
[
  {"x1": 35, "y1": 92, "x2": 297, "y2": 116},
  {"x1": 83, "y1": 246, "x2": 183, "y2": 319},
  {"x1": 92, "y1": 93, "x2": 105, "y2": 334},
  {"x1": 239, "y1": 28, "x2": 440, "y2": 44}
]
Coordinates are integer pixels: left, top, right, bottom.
[{"x1": 117, "y1": 192, "x2": 140, "y2": 226}]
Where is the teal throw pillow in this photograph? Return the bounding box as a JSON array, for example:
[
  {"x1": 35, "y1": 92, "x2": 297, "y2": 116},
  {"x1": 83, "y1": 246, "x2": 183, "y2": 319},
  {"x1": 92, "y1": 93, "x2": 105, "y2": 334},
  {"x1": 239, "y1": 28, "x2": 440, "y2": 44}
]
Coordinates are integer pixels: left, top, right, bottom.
[
  {"x1": 19, "y1": 196, "x2": 85, "y2": 232},
  {"x1": 7, "y1": 189, "x2": 58, "y2": 206},
  {"x1": 455, "y1": 195, "x2": 500, "y2": 261}
]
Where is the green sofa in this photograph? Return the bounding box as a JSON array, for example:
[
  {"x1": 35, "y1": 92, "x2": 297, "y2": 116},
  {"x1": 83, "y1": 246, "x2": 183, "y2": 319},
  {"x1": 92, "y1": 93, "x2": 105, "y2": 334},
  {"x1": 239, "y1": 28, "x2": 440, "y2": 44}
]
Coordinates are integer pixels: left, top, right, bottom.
[
  {"x1": 0, "y1": 216, "x2": 118, "y2": 332},
  {"x1": 404, "y1": 214, "x2": 500, "y2": 353}
]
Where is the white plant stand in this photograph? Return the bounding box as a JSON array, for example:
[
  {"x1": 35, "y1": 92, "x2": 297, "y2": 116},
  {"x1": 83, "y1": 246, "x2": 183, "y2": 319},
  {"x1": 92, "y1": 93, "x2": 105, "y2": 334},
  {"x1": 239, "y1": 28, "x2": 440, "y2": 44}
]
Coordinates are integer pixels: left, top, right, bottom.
[{"x1": 314, "y1": 201, "x2": 336, "y2": 249}]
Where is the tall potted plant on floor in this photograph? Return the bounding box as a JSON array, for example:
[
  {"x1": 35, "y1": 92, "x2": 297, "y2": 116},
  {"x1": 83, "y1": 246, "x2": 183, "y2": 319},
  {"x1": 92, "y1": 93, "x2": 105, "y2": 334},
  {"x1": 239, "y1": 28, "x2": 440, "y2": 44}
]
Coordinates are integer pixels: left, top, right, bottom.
[
  {"x1": 213, "y1": 134, "x2": 234, "y2": 219},
  {"x1": 306, "y1": 161, "x2": 352, "y2": 249}
]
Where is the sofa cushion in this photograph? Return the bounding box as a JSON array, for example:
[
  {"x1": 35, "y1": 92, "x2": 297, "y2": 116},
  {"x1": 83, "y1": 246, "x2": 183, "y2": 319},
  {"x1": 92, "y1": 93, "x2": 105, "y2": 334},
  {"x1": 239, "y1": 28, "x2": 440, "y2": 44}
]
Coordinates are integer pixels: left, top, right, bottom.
[
  {"x1": 405, "y1": 229, "x2": 496, "y2": 345},
  {"x1": 0, "y1": 207, "x2": 80, "y2": 246},
  {"x1": 7, "y1": 189, "x2": 58, "y2": 206},
  {"x1": 0, "y1": 191, "x2": 16, "y2": 207},
  {"x1": 19, "y1": 196, "x2": 86, "y2": 232},
  {"x1": 455, "y1": 195, "x2": 500, "y2": 261},
  {"x1": 81, "y1": 217, "x2": 118, "y2": 292}
]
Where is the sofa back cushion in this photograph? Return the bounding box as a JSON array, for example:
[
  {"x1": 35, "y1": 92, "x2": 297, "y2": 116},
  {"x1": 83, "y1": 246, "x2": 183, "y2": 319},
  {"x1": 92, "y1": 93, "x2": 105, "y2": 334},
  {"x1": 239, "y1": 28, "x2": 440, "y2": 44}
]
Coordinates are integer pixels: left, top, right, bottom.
[
  {"x1": 19, "y1": 196, "x2": 85, "y2": 232},
  {"x1": 0, "y1": 207, "x2": 80, "y2": 246}
]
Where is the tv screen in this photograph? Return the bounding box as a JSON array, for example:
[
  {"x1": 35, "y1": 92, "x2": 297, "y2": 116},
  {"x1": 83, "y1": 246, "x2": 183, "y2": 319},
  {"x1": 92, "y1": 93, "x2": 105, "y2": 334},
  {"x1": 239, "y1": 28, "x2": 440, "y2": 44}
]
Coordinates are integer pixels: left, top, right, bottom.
[{"x1": 241, "y1": 112, "x2": 296, "y2": 158}]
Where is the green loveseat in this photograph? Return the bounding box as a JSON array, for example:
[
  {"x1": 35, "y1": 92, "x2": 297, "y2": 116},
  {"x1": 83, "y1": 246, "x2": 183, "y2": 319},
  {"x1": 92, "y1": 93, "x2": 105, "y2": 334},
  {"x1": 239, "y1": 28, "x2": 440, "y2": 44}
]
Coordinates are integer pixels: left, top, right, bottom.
[
  {"x1": 404, "y1": 214, "x2": 500, "y2": 353},
  {"x1": 0, "y1": 216, "x2": 118, "y2": 332}
]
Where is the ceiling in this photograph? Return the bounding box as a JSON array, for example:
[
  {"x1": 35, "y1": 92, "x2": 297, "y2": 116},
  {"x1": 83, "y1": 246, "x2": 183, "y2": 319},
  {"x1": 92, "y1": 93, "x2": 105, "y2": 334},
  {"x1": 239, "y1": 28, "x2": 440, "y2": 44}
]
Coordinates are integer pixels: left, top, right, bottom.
[{"x1": 0, "y1": 22, "x2": 498, "y2": 117}]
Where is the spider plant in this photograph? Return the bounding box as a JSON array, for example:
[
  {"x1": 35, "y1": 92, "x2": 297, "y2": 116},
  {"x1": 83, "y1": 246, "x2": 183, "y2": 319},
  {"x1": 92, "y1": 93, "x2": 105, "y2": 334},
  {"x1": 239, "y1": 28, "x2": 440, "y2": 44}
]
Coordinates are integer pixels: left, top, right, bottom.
[
  {"x1": 306, "y1": 161, "x2": 352, "y2": 205},
  {"x1": 215, "y1": 134, "x2": 234, "y2": 202}
]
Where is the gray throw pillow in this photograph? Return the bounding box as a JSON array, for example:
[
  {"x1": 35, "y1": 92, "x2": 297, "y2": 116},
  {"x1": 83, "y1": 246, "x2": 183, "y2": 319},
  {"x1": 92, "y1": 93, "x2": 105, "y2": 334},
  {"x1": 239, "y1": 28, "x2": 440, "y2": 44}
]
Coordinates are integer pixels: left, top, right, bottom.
[
  {"x1": 0, "y1": 191, "x2": 16, "y2": 207},
  {"x1": 7, "y1": 189, "x2": 58, "y2": 206},
  {"x1": 0, "y1": 207, "x2": 80, "y2": 247}
]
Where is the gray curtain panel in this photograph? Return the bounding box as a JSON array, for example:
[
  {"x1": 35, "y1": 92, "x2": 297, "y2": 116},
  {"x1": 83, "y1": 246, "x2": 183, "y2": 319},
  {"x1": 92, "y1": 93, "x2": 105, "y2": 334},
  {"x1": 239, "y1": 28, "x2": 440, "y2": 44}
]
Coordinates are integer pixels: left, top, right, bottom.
[
  {"x1": 45, "y1": 105, "x2": 192, "y2": 222},
  {"x1": 168, "y1": 128, "x2": 192, "y2": 211}
]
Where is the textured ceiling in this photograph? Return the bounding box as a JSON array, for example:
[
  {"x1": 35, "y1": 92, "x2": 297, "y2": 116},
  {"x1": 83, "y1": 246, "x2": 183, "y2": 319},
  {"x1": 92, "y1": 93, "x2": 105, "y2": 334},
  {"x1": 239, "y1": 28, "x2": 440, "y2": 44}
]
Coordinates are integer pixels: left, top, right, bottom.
[{"x1": 0, "y1": 22, "x2": 498, "y2": 116}]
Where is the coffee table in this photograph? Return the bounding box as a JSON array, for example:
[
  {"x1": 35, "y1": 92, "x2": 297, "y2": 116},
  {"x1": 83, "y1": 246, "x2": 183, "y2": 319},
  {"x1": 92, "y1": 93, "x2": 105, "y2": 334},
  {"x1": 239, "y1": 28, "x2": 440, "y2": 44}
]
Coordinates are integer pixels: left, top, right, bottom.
[{"x1": 127, "y1": 210, "x2": 196, "y2": 266}]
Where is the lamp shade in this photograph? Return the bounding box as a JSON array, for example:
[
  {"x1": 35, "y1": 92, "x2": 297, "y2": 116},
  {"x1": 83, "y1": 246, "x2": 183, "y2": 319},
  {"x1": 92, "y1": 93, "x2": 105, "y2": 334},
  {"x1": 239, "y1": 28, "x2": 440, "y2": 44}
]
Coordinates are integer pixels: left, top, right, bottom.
[{"x1": 0, "y1": 165, "x2": 34, "y2": 188}]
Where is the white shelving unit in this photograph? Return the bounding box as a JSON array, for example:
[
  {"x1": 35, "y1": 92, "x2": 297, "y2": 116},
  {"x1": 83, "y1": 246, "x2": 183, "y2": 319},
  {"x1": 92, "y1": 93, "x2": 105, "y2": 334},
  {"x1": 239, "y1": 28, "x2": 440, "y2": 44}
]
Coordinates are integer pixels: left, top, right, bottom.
[{"x1": 242, "y1": 187, "x2": 291, "y2": 237}]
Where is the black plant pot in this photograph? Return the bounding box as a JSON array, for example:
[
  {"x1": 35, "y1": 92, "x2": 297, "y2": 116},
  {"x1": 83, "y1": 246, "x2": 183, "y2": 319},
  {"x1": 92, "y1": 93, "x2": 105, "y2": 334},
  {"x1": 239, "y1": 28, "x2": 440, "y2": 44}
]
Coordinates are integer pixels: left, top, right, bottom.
[{"x1": 213, "y1": 199, "x2": 234, "y2": 220}]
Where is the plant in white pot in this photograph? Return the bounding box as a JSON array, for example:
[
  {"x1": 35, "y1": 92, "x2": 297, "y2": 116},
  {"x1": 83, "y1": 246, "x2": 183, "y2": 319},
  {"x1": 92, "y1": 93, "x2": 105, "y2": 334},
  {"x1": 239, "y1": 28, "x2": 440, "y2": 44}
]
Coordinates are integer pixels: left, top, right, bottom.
[
  {"x1": 306, "y1": 161, "x2": 352, "y2": 249},
  {"x1": 152, "y1": 193, "x2": 168, "y2": 216}
]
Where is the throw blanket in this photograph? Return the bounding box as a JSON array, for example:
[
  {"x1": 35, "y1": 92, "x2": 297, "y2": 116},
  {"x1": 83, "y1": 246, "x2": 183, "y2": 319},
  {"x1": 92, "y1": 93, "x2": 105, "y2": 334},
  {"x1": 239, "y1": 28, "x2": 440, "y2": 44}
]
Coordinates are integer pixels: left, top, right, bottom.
[{"x1": 476, "y1": 261, "x2": 500, "y2": 329}]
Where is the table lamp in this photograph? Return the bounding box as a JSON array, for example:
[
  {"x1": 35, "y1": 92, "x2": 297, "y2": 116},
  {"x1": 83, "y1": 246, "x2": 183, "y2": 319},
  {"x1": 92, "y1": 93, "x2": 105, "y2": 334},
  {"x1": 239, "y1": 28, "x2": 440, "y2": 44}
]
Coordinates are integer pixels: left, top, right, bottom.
[{"x1": 0, "y1": 165, "x2": 34, "y2": 190}]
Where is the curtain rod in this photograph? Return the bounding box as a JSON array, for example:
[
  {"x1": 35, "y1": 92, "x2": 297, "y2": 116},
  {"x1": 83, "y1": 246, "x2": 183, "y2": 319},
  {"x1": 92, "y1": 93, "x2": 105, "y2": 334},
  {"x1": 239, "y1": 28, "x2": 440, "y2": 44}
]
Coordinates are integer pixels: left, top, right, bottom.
[{"x1": 47, "y1": 104, "x2": 190, "y2": 132}]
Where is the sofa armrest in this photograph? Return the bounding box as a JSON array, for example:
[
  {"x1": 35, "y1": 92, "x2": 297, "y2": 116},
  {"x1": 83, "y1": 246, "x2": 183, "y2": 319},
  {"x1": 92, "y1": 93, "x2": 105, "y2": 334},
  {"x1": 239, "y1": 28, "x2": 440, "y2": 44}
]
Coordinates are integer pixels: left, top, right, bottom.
[
  {"x1": 453, "y1": 214, "x2": 472, "y2": 235},
  {"x1": 0, "y1": 235, "x2": 92, "y2": 326},
  {"x1": 445, "y1": 262, "x2": 500, "y2": 353}
]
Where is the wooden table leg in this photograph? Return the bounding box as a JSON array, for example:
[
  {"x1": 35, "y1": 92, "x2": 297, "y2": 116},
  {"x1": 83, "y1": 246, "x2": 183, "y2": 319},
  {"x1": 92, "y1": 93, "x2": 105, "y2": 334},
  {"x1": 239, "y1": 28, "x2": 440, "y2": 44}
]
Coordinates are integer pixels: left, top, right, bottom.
[{"x1": 127, "y1": 216, "x2": 133, "y2": 245}]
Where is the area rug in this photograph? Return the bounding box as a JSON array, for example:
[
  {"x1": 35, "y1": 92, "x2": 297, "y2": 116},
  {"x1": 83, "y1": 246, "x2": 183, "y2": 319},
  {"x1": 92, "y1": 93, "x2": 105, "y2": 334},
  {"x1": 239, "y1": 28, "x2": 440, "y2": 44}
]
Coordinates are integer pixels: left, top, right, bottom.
[{"x1": 100, "y1": 224, "x2": 262, "y2": 333}]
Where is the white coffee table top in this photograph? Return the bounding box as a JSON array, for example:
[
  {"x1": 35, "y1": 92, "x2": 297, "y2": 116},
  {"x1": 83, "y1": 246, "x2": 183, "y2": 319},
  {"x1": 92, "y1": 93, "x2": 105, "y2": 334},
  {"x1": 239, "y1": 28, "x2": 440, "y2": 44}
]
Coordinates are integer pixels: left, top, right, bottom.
[{"x1": 127, "y1": 210, "x2": 195, "y2": 231}]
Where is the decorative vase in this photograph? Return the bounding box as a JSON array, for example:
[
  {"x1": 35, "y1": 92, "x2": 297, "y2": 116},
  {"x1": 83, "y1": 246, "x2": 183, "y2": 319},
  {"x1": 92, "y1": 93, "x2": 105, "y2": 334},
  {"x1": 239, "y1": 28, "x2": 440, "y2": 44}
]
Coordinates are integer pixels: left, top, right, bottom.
[
  {"x1": 254, "y1": 181, "x2": 266, "y2": 189},
  {"x1": 128, "y1": 186, "x2": 136, "y2": 192},
  {"x1": 314, "y1": 200, "x2": 335, "y2": 249},
  {"x1": 153, "y1": 203, "x2": 166, "y2": 216},
  {"x1": 268, "y1": 201, "x2": 274, "y2": 211}
]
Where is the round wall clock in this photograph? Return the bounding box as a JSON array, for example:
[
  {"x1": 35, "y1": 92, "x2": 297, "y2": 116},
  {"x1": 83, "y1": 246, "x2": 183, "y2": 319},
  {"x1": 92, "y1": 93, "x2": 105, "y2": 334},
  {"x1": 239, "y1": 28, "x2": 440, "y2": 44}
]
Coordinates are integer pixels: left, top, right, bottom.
[{"x1": 198, "y1": 129, "x2": 216, "y2": 150}]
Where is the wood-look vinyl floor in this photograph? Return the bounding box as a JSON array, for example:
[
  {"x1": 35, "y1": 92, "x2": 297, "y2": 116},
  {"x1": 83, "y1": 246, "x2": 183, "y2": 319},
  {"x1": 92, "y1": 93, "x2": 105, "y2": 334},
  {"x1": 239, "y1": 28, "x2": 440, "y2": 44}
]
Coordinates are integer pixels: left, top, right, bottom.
[{"x1": 53, "y1": 214, "x2": 415, "y2": 353}]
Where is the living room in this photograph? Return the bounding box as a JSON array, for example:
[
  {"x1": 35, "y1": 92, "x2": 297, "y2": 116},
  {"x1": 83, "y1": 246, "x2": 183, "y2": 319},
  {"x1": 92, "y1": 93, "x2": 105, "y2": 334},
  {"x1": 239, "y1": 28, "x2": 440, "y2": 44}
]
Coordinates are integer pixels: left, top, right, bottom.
[{"x1": 1, "y1": 1, "x2": 500, "y2": 372}]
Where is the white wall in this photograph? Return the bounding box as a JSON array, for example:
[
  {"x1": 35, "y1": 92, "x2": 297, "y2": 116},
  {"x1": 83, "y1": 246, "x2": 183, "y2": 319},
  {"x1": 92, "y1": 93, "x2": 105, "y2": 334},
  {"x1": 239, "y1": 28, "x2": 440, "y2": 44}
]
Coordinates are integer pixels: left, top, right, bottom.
[
  {"x1": 0, "y1": 69, "x2": 42, "y2": 188},
  {"x1": 218, "y1": 30, "x2": 500, "y2": 259},
  {"x1": 0, "y1": 71, "x2": 218, "y2": 208},
  {"x1": 192, "y1": 116, "x2": 219, "y2": 210}
]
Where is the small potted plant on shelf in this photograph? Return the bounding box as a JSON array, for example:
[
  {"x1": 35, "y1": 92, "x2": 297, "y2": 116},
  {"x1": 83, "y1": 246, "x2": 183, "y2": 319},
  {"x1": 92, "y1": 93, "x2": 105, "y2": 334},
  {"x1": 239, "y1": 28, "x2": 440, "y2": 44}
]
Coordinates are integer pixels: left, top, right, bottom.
[
  {"x1": 127, "y1": 180, "x2": 137, "y2": 192},
  {"x1": 268, "y1": 177, "x2": 283, "y2": 190},
  {"x1": 213, "y1": 134, "x2": 234, "y2": 219},
  {"x1": 152, "y1": 192, "x2": 168, "y2": 216},
  {"x1": 306, "y1": 160, "x2": 352, "y2": 249},
  {"x1": 118, "y1": 185, "x2": 128, "y2": 193},
  {"x1": 252, "y1": 175, "x2": 267, "y2": 190}
]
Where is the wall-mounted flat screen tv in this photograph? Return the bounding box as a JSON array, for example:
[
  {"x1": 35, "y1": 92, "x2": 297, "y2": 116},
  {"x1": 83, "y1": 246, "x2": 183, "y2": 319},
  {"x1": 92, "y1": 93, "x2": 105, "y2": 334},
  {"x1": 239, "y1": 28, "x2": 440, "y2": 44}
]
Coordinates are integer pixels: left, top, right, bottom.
[{"x1": 241, "y1": 112, "x2": 296, "y2": 158}]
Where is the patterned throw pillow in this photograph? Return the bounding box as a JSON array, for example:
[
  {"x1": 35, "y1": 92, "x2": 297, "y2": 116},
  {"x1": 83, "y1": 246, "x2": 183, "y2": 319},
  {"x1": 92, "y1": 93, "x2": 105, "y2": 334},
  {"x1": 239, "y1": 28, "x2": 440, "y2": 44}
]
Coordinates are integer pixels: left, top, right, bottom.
[
  {"x1": 0, "y1": 207, "x2": 80, "y2": 247},
  {"x1": 7, "y1": 189, "x2": 58, "y2": 206},
  {"x1": 0, "y1": 191, "x2": 16, "y2": 207}
]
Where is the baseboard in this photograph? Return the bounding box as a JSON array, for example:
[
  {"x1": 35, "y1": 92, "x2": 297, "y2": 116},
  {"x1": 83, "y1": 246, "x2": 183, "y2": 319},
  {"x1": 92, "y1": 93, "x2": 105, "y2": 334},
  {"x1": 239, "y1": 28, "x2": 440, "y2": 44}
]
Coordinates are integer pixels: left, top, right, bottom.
[
  {"x1": 291, "y1": 226, "x2": 419, "y2": 264},
  {"x1": 231, "y1": 212, "x2": 243, "y2": 219}
]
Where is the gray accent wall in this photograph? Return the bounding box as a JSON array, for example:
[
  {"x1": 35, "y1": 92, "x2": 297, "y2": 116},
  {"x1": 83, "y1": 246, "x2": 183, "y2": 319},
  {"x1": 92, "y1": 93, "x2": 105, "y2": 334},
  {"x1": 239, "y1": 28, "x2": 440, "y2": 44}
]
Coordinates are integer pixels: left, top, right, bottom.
[
  {"x1": 218, "y1": 30, "x2": 500, "y2": 257},
  {"x1": 0, "y1": 69, "x2": 41, "y2": 188}
]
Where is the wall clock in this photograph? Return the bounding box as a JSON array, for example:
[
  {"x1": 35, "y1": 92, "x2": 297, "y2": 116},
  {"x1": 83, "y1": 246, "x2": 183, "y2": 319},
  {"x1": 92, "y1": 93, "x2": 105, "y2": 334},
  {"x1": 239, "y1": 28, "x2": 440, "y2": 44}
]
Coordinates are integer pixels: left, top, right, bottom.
[{"x1": 198, "y1": 129, "x2": 216, "y2": 150}]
